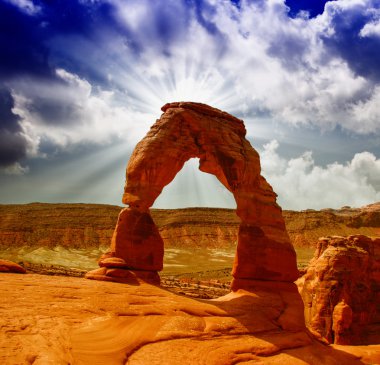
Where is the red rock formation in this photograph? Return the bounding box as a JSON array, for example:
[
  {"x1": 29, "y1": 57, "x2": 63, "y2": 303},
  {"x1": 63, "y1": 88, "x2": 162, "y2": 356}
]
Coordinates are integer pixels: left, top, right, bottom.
[
  {"x1": 87, "y1": 102, "x2": 298, "y2": 288},
  {"x1": 297, "y1": 235, "x2": 380, "y2": 345},
  {"x1": 0, "y1": 259, "x2": 26, "y2": 273}
]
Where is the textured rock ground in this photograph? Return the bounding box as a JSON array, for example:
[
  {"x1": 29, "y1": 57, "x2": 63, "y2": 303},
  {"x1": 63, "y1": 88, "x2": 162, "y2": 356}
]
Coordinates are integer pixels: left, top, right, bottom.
[
  {"x1": 1, "y1": 273, "x2": 379, "y2": 365},
  {"x1": 297, "y1": 235, "x2": 380, "y2": 345},
  {"x1": 1, "y1": 203, "x2": 380, "y2": 251}
]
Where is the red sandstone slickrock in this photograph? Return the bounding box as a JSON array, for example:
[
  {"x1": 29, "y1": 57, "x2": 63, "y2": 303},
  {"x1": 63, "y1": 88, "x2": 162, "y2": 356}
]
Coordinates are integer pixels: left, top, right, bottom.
[
  {"x1": 87, "y1": 102, "x2": 298, "y2": 287},
  {"x1": 297, "y1": 234, "x2": 380, "y2": 345},
  {"x1": 2, "y1": 273, "x2": 380, "y2": 365}
]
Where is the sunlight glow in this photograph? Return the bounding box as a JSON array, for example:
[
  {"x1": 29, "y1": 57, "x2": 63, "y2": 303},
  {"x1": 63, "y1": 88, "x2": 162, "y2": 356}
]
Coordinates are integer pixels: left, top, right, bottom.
[{"x1": 153, "y1": 158, "x2": 236, "y2": 209}]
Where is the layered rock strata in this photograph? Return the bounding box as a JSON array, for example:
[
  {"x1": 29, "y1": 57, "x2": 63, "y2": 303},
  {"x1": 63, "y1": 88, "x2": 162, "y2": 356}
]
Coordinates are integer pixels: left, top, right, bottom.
[
  {"x1": 87, "y1": 102, "x2": 298, "y2": 288},
  {"x1": 283, "y1": 203, "x2": 380, "y2": 248},
  {"x1": 298, "y1": 235, "x2": 380, "y2": 345},
  {"x1": 2, "y1": 203, "x2": 380, "y2": 250}
]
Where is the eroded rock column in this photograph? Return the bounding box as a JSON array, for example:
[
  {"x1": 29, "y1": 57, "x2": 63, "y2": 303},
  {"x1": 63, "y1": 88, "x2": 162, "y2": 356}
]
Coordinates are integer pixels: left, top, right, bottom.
[
  {"x1": 231, "y1": 177, "x2": 299, "y2": 289},
  {"x1": 85, "y1": 206, "x2": 163, "y2": 284}
]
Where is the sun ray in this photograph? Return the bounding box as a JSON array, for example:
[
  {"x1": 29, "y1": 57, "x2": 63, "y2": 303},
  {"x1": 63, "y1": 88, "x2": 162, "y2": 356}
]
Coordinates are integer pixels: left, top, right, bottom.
[{"x1": 153, "y1": 158, "x2": 236, "y2": 209}]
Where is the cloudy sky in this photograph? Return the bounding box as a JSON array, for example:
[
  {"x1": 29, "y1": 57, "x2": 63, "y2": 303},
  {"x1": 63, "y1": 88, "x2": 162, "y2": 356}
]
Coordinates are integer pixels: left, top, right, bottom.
[{"x1": 1, "y1": 0, "x2": 380, "y2": 210}]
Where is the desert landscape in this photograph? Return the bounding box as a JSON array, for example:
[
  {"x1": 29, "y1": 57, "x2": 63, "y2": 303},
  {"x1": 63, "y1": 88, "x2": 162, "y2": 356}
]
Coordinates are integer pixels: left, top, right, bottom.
[
  {"x1": 2, "y1": 1, "x2": 380, "y2": 363},
  {"x1": 1, "y1": 201, "x2": 380, "y2": 279},
  {"x1": 1, "y1": 102, "x2": 380, "y2": 364}
]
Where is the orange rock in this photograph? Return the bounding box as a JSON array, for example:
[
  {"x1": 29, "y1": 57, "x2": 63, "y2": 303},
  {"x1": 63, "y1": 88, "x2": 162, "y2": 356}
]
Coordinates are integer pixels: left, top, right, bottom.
[
  {"x1": 108, "y1": 207, "x2": 164, "y2": 271},
  {"x1": 0, "y1": 259, "x2": 26, "y2": 274},
  {"x1": 2, "y1": 273, "x2": 378, "y2": 365},
  {"x1": 297, "y1": 235, "x2": 380, "y2": 345},
  {"x1": 98, "y1": 257, "x2": 129, "y2": 268},
  {"x1": 92, "y1": 102, "x2": 298, "y2": 287},
  {"x1": 85, "y1": 266, "x2": 160, "y2": 285}
]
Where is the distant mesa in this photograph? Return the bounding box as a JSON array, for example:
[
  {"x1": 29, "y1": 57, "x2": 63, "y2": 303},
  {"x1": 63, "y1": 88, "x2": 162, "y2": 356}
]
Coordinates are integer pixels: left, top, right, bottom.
[
  {"x1": 1, "y1": 202, "x2": 380, "y2": 251},
  {"x1": 86, "y1": 102, "x2": 299, "y2": 290}
]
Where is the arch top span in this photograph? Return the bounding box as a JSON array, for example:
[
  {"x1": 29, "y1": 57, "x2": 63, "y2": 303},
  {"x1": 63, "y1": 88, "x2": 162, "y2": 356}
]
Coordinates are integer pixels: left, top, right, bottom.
[
  {"x1": 123, "y1": 102, "x2": 260, "y2": 211},
  {"x1": 161, "y1": 102, "x2": 247, "y2": 131},
  {"x1": 86, "y1": 102, "x2": 299, "y2": 289}
]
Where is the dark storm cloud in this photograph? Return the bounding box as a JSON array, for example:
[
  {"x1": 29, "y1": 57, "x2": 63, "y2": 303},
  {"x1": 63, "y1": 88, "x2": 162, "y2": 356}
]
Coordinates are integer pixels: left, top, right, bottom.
[
  {"x1": 322, "y1": 1, "x2": 380, "y2": 83},
  {"x1": 0, "y1": 130, "x2": 28, "y2": 167},
  {"x1": 0, "y1": 86, "x2": 20, "y2": 132},
  {"x1": 0, "y1": 87, "x2": 27, "y2": 167}
]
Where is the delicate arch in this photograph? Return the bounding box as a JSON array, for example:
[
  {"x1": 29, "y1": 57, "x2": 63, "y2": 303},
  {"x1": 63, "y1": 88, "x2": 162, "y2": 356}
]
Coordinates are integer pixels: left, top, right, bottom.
[{"x1": 87, "y1": 102, "x2": 298, "y2": 289}]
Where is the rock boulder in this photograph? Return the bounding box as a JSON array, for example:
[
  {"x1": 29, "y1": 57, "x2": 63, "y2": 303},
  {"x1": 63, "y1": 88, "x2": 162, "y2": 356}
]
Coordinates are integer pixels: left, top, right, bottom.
[{"x1": 0, "y1": 259, "x2": 26, "y2": 274}]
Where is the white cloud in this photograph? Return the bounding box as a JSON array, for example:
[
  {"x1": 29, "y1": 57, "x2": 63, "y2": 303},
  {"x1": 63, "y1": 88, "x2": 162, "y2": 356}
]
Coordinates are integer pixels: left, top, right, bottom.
[
  {"x1": 11, "y1": 69, "x2": 156, "y2": 157},
  {"x1": 260, "y1": 140, "x2": 380, "y2": 210},
  {"x1": 5, "y1": 0, "x2": 380, "y2": 183},
  {"x1": 9, "y1": 0, "x2": 380, "y2": 158},
  {"x1": 5, "y1": 0, "x2": 41, "y2": 15},
  {"x1": 1, "y1": 162, "x2": 29, "y2": 175},
  {"x1": 94, "y1": 0, "x2": 380, "y2": 135},
  {"x1": 349, "y1": 86, "x2": 380, "y2": 133},
  {"x1": 209, "y1": 0, "x2": 376, "y2": 133},
  {"x1": 360, "y1": 20, "x2": 380, "y2": 37}
]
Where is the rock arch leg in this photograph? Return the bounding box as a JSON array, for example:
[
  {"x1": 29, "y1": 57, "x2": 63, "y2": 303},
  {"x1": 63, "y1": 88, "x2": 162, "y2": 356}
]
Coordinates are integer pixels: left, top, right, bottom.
[
  {"x1": 110, "y1": 207, "x2": 164, "y2": 271},
  {"x1": 85, "y1": 206, "x2": 163, "y2": 285},
  {"x1": 203, "y1": 142, "x2": 299, "y2": 288}
]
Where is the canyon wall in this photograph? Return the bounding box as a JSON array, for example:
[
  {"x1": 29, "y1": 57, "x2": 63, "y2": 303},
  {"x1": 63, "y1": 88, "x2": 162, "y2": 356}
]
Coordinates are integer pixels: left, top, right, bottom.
[
  {"x1": 1, "y1": 203, "x2": 380, "y2": 249},
  {"x1": 0, "y1": 203, "x2": 119, "y2": 249}
]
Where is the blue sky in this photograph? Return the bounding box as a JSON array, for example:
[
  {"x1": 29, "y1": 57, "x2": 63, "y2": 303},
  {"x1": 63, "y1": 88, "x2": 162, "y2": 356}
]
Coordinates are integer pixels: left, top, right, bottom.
[{"x1": 1, "y1": 0, "x2": 380, "y2": 210}]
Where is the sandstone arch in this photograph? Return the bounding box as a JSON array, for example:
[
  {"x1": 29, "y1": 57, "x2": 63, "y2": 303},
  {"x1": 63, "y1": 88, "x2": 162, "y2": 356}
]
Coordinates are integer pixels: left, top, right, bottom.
[{"x1": 87, "y1": 102, "x2": 298, "y2": 290}]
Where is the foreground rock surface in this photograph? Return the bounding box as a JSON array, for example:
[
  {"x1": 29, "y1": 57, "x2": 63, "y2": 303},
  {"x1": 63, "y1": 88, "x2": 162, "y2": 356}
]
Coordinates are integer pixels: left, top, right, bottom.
[
  {"x1": 298, "y1": 235, "x2": 380, "y2": 345},
  {"x1": 1, "y1": 273, "x2": 379, "y2": 365},
  {"x1": 1, "y1": 203, "x2": 380, "y2": 250}
]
